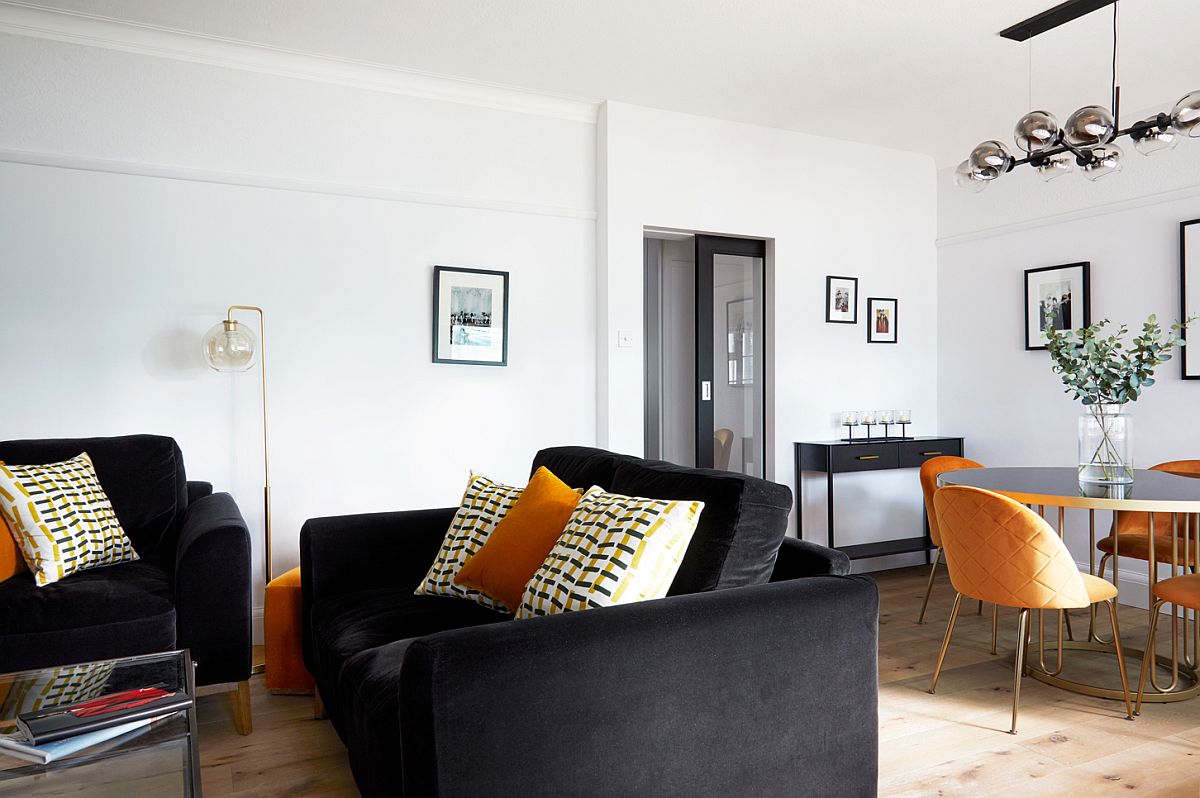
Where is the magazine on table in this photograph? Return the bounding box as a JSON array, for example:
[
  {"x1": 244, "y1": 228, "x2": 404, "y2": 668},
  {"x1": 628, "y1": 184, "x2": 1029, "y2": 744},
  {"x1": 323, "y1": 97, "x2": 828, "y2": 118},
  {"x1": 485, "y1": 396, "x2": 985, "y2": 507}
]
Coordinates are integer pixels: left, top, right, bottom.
[
  {"x1": 15, "y1": 686, "x2": 192, "y2": 745},
  {"x1": 0, "y1": 715, "x2": 169, "y2": 765}
]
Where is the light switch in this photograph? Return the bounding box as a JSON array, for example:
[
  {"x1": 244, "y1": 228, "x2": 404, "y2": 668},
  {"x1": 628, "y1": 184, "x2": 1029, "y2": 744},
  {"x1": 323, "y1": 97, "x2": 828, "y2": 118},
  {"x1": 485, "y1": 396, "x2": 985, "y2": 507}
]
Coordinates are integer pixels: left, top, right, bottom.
[{"x1": 617, "y1": 330, "x2": 635, "y2": 348}]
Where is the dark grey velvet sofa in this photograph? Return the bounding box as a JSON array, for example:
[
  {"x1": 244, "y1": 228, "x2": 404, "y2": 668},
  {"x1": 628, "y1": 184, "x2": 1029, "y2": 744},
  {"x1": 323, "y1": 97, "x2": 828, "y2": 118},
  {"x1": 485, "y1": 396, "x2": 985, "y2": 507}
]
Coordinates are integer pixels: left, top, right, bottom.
[
  {"x1": 301, "y1": 446, "x2": 879, "y2": 797},
  {"x1": 0, "y1": 435, "x2": 253, "y2": 690}
]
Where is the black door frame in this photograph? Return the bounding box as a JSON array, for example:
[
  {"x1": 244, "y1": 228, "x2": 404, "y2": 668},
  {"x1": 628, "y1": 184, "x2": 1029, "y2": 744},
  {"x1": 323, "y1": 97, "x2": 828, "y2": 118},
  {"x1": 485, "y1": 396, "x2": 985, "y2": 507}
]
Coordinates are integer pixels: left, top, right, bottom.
[{"x1": 694, "y1": 234, "x2": 767, "y2": 469}]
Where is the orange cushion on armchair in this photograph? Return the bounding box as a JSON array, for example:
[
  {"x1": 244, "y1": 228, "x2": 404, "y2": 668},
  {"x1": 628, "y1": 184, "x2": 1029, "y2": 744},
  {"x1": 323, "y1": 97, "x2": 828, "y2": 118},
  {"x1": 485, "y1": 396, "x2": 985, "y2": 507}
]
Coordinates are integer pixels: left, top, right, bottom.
[{"x1": 454, "y1": 466, "x2": 581, "y2": 611}]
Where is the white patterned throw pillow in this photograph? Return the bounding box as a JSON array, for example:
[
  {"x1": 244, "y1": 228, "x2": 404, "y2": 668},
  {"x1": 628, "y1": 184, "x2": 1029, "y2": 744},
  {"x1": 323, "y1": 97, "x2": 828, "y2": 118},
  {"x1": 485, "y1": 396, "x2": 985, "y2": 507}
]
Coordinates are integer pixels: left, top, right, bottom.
[
  {"x1": 0, "y1": 453, "x2": 138, "y2": 587},
  {"x1": 415, "y1": 473, "x2": 521, "y2": 613},
  {"x1": 517, "y1": 488, "x2": 703, "y2": 619}
]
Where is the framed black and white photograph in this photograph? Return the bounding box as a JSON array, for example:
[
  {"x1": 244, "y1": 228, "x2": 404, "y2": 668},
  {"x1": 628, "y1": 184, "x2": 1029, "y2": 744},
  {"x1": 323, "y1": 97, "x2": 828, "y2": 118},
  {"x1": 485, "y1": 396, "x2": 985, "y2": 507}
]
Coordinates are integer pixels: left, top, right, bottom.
[
  {"x1": 432, "y1": 266, "x2": 509, "y2": 366},
  {"x1": 1024, "y1": 262, "x2": 1090, "y2": 351},
  {"x1": 825, "y1": 275, "x2": 858, "y2": 324},
  {"x1": 1183, "y1": 220, "x2": 1200, "y2": 379},
  {"x1": 866, "y1": 297, "x2": 897, "y2": 344},
  {"x1": 726, "y1": 298, "x2": 754, "y2": 386}
]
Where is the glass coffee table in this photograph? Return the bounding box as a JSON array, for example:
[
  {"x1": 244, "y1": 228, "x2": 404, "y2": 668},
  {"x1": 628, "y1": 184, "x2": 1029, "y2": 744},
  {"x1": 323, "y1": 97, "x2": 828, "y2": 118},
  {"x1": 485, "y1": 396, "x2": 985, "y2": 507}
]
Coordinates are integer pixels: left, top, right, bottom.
[{"x1": 0, "y1": 650, "x2": 201, "y2": 797}]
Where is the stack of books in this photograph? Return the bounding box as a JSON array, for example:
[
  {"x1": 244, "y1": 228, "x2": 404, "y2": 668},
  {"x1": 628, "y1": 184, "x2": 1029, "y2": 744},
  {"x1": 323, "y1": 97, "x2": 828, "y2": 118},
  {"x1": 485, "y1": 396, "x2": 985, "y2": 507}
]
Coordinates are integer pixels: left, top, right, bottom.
[{"x1": 0, "y1": 686, "x2": 192, "y2": 765}]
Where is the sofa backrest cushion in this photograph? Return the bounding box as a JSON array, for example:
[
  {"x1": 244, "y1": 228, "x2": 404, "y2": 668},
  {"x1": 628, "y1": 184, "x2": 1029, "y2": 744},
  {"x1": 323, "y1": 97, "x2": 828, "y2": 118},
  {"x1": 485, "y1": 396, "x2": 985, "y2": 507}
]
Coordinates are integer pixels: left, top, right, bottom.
[
  {"x1": 529, "y1": 446, "x2": 632, "y2": 493},
  {"x1": 0, "y1": 435, "x2": 186, "y2": 556},
  {"x1": 531, "y1": 447, "x2": 793, "y2": 595}
]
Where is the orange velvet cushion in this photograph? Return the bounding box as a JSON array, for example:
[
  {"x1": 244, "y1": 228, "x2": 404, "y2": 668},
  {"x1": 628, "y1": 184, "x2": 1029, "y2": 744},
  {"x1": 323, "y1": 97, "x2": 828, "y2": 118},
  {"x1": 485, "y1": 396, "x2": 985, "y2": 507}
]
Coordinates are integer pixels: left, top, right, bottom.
[
  {"x1": 454, "y1": 467, "x2": 581, "y2": 610},
  {"x1": 0, "y1": 516, "x2": 26, "y2": 583}
]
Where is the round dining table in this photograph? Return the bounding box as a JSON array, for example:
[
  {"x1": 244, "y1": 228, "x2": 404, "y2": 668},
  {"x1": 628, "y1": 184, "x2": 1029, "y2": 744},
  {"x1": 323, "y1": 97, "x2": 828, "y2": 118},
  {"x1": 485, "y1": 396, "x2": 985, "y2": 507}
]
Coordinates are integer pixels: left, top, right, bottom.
[{"x1": 937, "y1": 466, "x2": 1200, "y2": 704}]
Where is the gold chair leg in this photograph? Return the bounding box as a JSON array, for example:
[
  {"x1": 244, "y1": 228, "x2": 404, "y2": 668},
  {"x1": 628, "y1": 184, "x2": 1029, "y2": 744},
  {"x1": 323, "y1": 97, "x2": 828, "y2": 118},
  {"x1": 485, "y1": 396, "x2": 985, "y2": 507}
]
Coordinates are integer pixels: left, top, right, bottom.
[
  {"x1": 1011, "y1": 609, "x2": 1030, "y2": 734},
  {"x1": 1136, "y1": 599, "x2": 1165, "y2": 715},
  {"x1": 917, "y1": 548, "x2": 942, "y2": 624},
  {"x1": 1097, "y1": 553, "x2": 1110, "y2": 582},
  {"x1": 1105, "y1": 599, "x2": 1133, "y2": 720},
  {"x1": 991, "y1": 603, "x2": 999, "y2": 655},
  {"x1": 929, "y1": 593, "x2": 963, "y2": 694},
  {"x1": 231, "y1": 680, "x2": 253, "y2": 736},
  {"x1": 1064, "y1": 608, "x2": 1074, "y2": 641}
]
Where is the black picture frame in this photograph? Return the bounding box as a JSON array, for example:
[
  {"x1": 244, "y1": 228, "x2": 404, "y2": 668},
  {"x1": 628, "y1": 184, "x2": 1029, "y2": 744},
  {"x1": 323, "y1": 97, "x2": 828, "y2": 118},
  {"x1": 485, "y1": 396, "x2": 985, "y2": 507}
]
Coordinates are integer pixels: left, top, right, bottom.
[
  {"x1": 825, "y1": 275, "x2": 858, "y2": 324},
  {"x1": 1024, "y1": 262, "x2": 1090, "y2": 351},
  {"x1": 1183, "y1": 219, "x2": 1200, "y2": 380},
  {"x1": 432, "y1": 266, "x2": 509, "y2": 366},
  {"x1": 866, "y1": 297, "x2": 898, "y2": 344}
]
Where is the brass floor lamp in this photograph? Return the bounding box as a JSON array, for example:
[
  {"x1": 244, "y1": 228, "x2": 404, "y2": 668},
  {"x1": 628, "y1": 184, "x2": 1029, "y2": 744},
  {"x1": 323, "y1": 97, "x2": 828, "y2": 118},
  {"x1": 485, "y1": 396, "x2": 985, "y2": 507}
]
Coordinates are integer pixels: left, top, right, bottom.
[{"x1": 203, "y1": 305, "x2": 271, "y2": 675}]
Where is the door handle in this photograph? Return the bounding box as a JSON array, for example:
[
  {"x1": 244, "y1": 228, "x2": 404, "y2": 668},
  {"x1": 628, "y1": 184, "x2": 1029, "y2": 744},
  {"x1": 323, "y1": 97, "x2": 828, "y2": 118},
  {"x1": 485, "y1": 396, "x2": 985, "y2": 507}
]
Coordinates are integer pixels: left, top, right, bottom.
[
  {"x1": 921, "y1": 451, "x2": 943, "y2": 456},
  {"x1": 701, "y1": 381, "x2": 712, "y2": 401},
  {"x1": 857, "y1": 455, "x2": 880, "y2": 461}
]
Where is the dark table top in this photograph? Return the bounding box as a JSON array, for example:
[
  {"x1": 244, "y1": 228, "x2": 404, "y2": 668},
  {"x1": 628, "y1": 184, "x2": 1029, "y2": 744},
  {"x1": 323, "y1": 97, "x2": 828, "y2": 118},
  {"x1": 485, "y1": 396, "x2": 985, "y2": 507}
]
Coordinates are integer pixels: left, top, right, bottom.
[{"x1": 938, "y1": 466, "x2": 1200, "y2": 512}]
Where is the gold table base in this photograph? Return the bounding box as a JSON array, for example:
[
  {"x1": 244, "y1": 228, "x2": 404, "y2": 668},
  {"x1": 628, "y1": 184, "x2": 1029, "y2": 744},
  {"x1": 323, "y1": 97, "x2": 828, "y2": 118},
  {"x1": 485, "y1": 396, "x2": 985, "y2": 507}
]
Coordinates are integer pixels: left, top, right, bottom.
[{"x1": 1026, "y1": 639, "x2": 1200, "y2": 704}]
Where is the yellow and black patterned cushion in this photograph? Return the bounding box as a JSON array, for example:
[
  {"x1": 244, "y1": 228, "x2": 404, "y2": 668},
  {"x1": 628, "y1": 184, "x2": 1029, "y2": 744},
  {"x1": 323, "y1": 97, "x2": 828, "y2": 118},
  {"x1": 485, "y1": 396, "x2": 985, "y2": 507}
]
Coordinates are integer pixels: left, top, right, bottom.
[
  {"x1": 0, "y1": 453, "x2": 139, "y2": 587},
  {"x1": 414, "y1": 474, "x2": 521, "y2": 613},
  {"x1": 517, "y1": 488, "x2": 703, "y2": 619}
]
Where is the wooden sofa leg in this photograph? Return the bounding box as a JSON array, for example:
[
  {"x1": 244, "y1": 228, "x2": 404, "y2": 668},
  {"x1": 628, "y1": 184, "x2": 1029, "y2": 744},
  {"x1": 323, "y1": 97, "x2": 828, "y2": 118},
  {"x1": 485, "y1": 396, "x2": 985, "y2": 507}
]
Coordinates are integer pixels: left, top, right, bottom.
[
  {"x1": 313, "y1": 687, "x2": 327, "y2": 720},
  {"x1": 231, "y1": 680, "x2": 253, "y2": 735}
]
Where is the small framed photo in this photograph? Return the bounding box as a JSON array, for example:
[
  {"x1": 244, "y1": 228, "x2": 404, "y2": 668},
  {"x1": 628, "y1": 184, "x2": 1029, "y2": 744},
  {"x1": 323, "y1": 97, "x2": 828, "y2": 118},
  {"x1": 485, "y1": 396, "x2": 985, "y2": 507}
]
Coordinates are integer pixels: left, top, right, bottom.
[
  {"x1": 866, "y1": 297, "x2": 897, "y2": 343},
  {"x1": 1183, "y1": 220, "x2": 1200, "y2": 379},
  {"x1": 1024, "y1": 262, "x2": 1090, "y2": 351},
  {"x1": 432, "y1": 266, "x2": 509, "y2": 366},
  {"x1": 825, "y1": 276, "x2": 858, "y2": 324}
]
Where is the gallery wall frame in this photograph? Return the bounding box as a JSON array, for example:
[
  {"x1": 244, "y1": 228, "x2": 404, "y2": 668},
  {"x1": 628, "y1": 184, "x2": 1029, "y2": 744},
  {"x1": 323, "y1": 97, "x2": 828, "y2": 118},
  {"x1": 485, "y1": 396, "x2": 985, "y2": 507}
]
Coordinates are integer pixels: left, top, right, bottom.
[
  {"x1": 1183, "y1": 219, "x2": 1200, "y2": 380},
  {"x1": 866, "y1": 297, "x2": 898, "y2": 344},
  {"x1": 825, "y1": 275, "x2": 858, "y2": 324},
  {"x1": 432, "y1": 265, "x2": 510, "y2": 366},
  {"x1": 1024, "y1": 262, "x2": 1091, "y2": 351}
]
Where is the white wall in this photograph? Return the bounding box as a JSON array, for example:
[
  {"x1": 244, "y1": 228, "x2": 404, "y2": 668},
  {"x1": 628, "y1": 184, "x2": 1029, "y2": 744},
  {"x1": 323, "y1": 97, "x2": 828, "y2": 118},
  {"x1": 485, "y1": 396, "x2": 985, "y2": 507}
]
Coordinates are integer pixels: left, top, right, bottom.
[
  {"x1": 937, "y1": 148, "x2": 1200, "y2": 605},
  {"x1": 599, "y1": 102, "x2": 941, "y2": 564},
  {"x1": 0, "y1": 27, "x2": 598, "y2": 636}
]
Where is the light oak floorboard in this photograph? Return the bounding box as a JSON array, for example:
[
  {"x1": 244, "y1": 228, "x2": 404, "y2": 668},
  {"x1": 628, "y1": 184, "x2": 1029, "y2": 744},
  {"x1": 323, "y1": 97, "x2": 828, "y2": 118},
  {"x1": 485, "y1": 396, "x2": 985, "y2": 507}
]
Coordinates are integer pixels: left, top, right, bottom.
[{"x1": 192, "y1": 569, "x2": 1200, "y2": 796}]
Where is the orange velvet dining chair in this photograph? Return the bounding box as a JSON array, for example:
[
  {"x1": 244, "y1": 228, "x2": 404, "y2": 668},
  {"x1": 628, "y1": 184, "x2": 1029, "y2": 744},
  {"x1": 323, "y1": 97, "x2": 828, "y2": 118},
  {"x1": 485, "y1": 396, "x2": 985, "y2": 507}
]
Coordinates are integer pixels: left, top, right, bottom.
[
  {"x1": 1097, "y1": 460, "x2": 1200, "y2": 581},
  {"x1": 1136, "y1": 572, "x2": 1200, "y2": 712},
  {"x1": 928, "y1": 485, "x2": 1133, "y2": 734},
  {"x1": 917, "y1": 456, "x2": 985, "y2": 624}
]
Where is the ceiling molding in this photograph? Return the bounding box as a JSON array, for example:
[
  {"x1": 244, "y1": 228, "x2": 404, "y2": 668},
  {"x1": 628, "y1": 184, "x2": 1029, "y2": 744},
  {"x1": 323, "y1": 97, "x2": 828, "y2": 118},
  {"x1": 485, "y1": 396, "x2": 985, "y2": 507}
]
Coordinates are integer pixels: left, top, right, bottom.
[
  {"x1": 0, "y1": 1, "x2": 599, "y2": 124},
  {"x1": 937, "y1": 182, "x2": 1200, "y2": 247},
  {"x1": 0, "y1": 147, "x2": 599, "y2": 221}
]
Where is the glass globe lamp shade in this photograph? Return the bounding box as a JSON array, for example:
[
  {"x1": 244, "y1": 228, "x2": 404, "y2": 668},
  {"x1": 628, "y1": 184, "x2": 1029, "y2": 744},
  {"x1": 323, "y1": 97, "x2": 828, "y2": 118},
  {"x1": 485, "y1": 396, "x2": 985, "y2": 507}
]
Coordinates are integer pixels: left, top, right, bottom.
[
  {"x1": 203, "y1": 320, "x2": 258, "y2": 371},
  {"x1": 1035, "y1": 151, "x2": 1075, "y2": 182},
  {"x1": 1064, "y1": 105, "x2": 1116, "y2": 149},
  {"x1": 1014, "y1": 111, "x2": 1060, "y2": 153},
  {"x1": 1081, "y1": 143, "x2": 1123, "y2": 182},
  {"x1": 954, "y1": 160, "x2": 987, "y2": 192},
  {"x1": 968, "y1": 140, "x2": 1012, "y2": 180},
  {"x1": 1170, "y1": 90, "x2": 1200, "y2": 138},
  {"x1": 1133, "y1": 125, "x2": 1180, "y2": 156}
]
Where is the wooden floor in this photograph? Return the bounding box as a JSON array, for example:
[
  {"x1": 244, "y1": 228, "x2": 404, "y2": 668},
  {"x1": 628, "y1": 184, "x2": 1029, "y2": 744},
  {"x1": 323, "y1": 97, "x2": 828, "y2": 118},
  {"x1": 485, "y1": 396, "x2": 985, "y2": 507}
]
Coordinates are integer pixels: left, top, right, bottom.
[{"x1": 195, "y1": 568, "x2": 1200, "y2": 796}]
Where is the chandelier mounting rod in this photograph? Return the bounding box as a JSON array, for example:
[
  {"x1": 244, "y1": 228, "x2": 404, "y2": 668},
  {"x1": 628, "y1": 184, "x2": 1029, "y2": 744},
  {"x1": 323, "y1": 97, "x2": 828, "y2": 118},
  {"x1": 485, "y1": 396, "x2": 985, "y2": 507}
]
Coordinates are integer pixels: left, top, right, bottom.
[{"x1": 999, "y1": 0, "x2": 1118, "y2": 43}]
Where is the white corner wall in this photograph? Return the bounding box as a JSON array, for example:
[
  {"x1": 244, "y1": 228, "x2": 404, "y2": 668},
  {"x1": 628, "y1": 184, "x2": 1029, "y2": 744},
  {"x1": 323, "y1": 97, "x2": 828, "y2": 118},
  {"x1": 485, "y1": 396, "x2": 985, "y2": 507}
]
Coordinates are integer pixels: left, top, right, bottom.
[
  {"x1": 0, "y1": 22, "x2": 598, "y2": 635},
  {"x1": 937, "y1": 146, "x2": 1200, "y2": 606},
  {"x1": 600, "y1": 102, "x2": 940, "y2": 563}
]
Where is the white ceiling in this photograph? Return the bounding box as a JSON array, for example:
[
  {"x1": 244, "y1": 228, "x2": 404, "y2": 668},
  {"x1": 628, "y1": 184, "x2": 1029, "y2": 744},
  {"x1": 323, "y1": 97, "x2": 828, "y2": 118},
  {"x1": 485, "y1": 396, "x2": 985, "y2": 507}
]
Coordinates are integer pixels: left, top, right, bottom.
[{"x1": 24, "y1": 0, "x2": 1200, "y2": 168}]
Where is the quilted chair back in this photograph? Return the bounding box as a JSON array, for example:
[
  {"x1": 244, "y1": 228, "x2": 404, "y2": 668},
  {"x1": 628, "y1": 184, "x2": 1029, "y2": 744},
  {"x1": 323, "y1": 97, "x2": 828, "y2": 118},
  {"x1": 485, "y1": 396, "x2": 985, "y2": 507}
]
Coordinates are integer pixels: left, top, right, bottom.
[
  {"x1": 933, "y1": 485, "x2": 1089, "y2": 610},
  {"x1": 1117, "y1": 460, "x2": 1200, "y2": 536},
  {"x1": 919, "y1": 456, "x2": 984, "y2": 548}
]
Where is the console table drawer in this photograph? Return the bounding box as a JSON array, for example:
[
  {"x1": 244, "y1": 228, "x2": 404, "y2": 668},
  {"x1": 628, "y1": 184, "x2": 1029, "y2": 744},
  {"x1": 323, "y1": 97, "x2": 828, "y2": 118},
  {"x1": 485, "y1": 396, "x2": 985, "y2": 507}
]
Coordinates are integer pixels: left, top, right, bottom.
[
  {"x1": 898, "y1": 439, "x2": 963, "y2": 468},
  {"x1": 830, "y1": 444, "x2": 898, "y2": 472}
]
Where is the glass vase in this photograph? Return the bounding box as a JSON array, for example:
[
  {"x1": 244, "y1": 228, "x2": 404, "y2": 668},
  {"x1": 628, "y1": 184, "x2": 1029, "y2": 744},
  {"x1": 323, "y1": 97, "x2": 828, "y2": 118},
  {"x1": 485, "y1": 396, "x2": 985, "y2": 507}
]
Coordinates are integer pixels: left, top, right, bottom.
[{"x1": 1078, "y1": 404, "x2": 1133, "y2": 484}]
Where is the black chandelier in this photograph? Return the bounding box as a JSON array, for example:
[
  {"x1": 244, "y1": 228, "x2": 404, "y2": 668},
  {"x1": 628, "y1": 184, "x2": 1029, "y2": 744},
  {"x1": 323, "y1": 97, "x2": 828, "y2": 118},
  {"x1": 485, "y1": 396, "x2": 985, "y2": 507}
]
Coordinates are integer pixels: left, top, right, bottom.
[{"x1": 956, "y1": 0, "x2": 1200, "y2": 191}]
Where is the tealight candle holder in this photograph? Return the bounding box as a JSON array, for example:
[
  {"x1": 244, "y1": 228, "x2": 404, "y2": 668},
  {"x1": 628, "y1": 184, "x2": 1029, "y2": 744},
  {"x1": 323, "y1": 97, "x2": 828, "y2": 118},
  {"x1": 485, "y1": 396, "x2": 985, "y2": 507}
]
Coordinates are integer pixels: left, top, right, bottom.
[
  {"x1": 878, "y1": 410, "x2": 894, "y2": 439},
  {"x1": 840, "y1": 411, "x2": 860, "y2": 442},
  {"x1": 896, "y1": 409, "x2": 912, "y2": 439}
]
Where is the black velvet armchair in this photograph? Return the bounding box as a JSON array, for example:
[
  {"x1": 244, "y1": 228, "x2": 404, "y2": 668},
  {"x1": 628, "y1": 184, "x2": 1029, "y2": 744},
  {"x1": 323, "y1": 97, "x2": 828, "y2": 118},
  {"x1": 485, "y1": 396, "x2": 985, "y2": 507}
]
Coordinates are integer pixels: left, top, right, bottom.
[
  {"x1": 0, "y1": 435, "x2": 254, "y2": 732},
  {"x1": 302, "y1": 446, "x2": 880, "y2": 796}
]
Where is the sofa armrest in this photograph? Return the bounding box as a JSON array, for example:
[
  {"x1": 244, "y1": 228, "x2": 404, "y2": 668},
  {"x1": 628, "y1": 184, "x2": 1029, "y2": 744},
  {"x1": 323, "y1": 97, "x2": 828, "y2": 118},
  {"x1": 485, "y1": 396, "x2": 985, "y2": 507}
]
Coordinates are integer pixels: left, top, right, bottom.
[
  {"x1": 299, "y1": 508, "x2": 456, "y2": 670},
  {"x1": 186, "y1": 481, "x2": 213, "y2": 504},
  {"x1": 174, "y1": 492, "x2": 251, "y2": 686},
  {"x1": 771, "y1": 536, "x2": 851, "y2": 579},
  {"x1": 400, "y1": 575, "x2": 879, "y2": 798}
]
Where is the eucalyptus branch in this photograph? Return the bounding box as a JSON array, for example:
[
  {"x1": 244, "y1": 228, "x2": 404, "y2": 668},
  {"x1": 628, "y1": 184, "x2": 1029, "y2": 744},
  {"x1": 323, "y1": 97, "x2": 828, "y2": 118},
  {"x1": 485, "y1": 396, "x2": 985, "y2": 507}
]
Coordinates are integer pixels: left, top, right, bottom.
[{"x1": 1043, "y1": 315, "x2": 1194, "y2": 407}]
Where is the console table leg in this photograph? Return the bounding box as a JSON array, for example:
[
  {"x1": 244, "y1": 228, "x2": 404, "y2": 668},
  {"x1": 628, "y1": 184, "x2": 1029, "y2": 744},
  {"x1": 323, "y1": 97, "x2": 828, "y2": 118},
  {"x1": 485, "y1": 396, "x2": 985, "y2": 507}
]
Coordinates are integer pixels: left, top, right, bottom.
[{"x1": 827, "y1": 470, "x2": 835, "y2": 550}]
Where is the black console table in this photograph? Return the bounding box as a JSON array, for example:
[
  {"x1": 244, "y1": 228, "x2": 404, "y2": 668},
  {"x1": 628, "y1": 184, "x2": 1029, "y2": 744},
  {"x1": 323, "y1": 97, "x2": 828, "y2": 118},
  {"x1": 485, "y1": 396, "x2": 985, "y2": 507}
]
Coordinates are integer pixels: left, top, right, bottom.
[{"x1": 795, "y1": 436, "x2": 965, "y2": 561}]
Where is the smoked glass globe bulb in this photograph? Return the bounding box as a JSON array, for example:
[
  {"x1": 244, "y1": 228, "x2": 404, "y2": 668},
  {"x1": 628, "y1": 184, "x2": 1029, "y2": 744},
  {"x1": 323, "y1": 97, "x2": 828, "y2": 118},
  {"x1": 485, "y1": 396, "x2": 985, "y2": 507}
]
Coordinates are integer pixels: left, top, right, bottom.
[
  {"x1": 1171, "y1": 90, "x2": 1200, "y2": 138},
  {"x1": 968, "y1": 140, "x2": 1012, "y2": 180},
  {"x1": 954, "y1": 160, "x2": 987, "y2": 192},
  {"x1": 1035, "y1": 151, "x2": 1075, "y2": 182},
  {"x1": 202, "y1": 320, "x2": 258, "y2": 371},
  {"x1": 1081, "y1": 143, "x2": 1123, "y2": 182},
  {"x1": 1014, "y1": 111, "x2": 1060, "y2": 153},
  {"x1": 1064, "y1": 105, "x2": 1116, "y2": 149}
]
